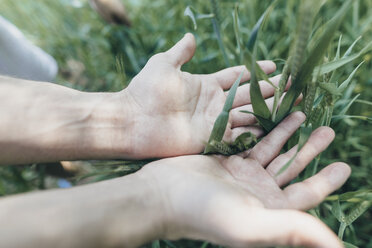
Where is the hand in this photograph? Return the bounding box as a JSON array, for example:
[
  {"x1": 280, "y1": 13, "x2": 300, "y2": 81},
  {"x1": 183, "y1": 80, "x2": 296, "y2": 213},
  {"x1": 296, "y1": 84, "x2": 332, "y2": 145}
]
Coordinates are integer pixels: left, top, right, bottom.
[
  {"x1": 122, "y1": 33, "x2": 279, "y2": 158},
  {"x1": 139, "y1": 112, "x2": 351, "y2": 247}
]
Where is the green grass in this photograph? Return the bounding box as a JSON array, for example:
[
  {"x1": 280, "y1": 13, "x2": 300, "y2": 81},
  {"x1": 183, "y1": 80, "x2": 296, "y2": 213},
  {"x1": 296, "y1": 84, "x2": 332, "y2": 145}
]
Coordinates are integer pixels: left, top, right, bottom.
[{"x1": 0, "y1": 0, "x2": 371, "y2": 247}]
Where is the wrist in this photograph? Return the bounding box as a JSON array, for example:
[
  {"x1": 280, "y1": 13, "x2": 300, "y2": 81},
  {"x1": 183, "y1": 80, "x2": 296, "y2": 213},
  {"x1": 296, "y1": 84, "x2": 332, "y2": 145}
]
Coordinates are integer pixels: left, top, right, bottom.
[
  {"x1": 136, "y1": 158, "x2": 192, "y2": 242},
  {"x1": 79, "y1": 89, "x2": 137, "y2": 159},
  {"x1": 105, "y1": 169, "x2": 166, "y2": 246}
]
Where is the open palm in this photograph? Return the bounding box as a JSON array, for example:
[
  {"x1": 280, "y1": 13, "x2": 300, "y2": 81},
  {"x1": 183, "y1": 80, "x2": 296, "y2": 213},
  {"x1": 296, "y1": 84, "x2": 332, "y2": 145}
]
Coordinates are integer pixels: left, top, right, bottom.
[
  {"x1": 141, "y1": 112, "x2": 350, "y2": 247},
  {"x1": 124, "y1": 33, "x2": 279, "y2": 158}
]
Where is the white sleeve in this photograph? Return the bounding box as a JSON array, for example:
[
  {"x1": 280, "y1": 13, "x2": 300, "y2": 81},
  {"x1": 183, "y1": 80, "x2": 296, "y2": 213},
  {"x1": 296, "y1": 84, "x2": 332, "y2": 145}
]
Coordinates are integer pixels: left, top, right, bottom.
[{"x1": 0, "y1": 15, "x2": 58, "y2": 82}]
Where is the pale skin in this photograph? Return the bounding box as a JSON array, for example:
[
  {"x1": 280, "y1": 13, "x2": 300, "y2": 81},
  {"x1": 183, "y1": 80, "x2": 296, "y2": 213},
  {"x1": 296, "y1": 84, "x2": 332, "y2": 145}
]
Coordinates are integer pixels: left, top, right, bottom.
[
  {"x1": 0, "y1": 33, "x2": 350, "y2": 247},
  {"x1": 0, "y1": 33, "x2": 278, "y2": 164}
]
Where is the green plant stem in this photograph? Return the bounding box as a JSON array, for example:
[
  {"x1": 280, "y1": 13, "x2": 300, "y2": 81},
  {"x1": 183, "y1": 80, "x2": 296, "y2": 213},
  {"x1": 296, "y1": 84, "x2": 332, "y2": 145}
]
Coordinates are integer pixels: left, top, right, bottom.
[
  {"x1": 233, "y1": 4, "x2": 244, "y2": 64},
  {"x1": 210, "y1": 0, "x2": 230, "y2": 67},
  {"x1": 325, "y1": 105, "x2": 334, "y2": 126},
  {"x1": 338, "y1": 222, "x2": 347, "y2": 240},
  {"x1": 311, "y1": 155, "x2": 321, "y2": 176},
  {"x1": 304, "y1": 80, "x2": 317, "y2": 120},
  {"x1": 271, "y1": 88, "x2": 280, "y2": 122},
  {"x1": 272, "y1": 58, "x2": 291, "y2": 121}
]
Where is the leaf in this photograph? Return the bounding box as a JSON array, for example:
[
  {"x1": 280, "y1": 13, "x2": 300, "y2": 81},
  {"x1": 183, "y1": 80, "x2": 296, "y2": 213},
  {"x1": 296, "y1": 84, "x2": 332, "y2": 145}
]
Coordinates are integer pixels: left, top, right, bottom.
[
  {"x1": 232, "y1": 132, "x2": 257, "y2": 150},
  {"x1": 276, "y1": 124, "x2": 312, "y2": 175},
  {"x1": 313, "y1": 41, "x2": 371, "y2": 76},
  {"x1": 355, "y1": 99, "x2": 372, "y2": 106},
  {"x1": 332, "y1": 115, "x2": 372, "y2": 122},
  {"x1": 318, "y1": 82, "x2": 342, "y2": 96},
  {"x1": 298, "y1": 124, "x2": 312, "y2": 150},
  {"x1": 326, "y1": 189, "x2": 372, "y2": 202},
  {"x1": 272, "y1": 57, "x2": 292, "y2": 121},
  {"x1": 242, "y1": 3, "x2": 276, "y2": 88},
  {"x1": 204, "y1": 133, "x2": 257, "y2": 156},
  {"x1": 249, "y1": 49, "x2": 273, "y2": 131},
  {"x1": 276, "y1": 0, "x2": 353, "y2": 122},
  {"x1": 184, "y1": 6, "x2": 214, "y2": 30},
  {"x1": 163, "y1": 240, "x2": 177, "y2": 248},
  {"x1": 343, "y1": 36, "x2": 362, "y2": 57},
  {"x1": 255, "y1": 115, "x2": 276, "y2": 132},
  {"x1": 344, "y1": 200, "x2": 371, "y2": 226},
  {"x1": 331, "y1": 200, "x2": 343, "y2": 223},
  {"x1": 151, "y1": 240, "x2": 160, "y2": 248},
  {"x1": 207, "y1": 140, "x2": 236, "y2": 155},
  {"x1": 343, "y1": 242, "x2": 359, "y2": 248},
  {"x1": 233, "y1": 4, "x2": 243, "y2": 64},
  {"x1": 246, "y1": 2, "x2": 275, "y2": 51},
  {"x1": 239, "y1": 110, "x2": 275, "y2": 131},
  {"x1": 210, "y1": 0, "x2": 230, "y2": 67},
  {"x1": 244, "y1": 49, "x2": 276, "y2": 88},
  {"x1": 204, "y1": 71, "x2": 244, "y2": 154},
  {"x1": 337, "y1": 94, "x2": 360, "y2": 116},
  {"x1": 290, "y1": 0, "x2": 314, "y2": 82},
  {"x1": 184, "y1": 6, "x2": 197, "y2": 30},
  {"x1": 338, "y1": 61, "x2": 364, "y2": 92},
  {"x1": 223, "y1": 71, "x2": 244, "y2": 112},
  {"x1": 335, "y1": 35, "x2": 342, "y2": 59},
  {"x1": 200, "y1": 242, "x2": 209, "y2": 248},
  {"x1": 246, "y1": 12, "x2": 265, "y2": 51}
]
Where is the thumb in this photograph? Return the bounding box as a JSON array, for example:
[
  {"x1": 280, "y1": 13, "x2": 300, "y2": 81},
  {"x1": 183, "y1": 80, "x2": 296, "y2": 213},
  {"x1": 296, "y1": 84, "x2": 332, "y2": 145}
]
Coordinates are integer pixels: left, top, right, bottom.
[{"x1": 165, "y1": 33, "x2": 196, "y2": 67}]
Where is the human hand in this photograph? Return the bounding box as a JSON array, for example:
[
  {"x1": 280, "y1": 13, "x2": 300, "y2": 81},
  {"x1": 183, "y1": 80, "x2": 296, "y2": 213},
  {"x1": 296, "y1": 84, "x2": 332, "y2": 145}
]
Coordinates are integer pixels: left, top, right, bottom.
[
  {"x1": 121, "y1": 33, "x2": 280, "y2": 159},
  {"x1": 139, "y1": 112, "x2": 350, "y2": 247}
]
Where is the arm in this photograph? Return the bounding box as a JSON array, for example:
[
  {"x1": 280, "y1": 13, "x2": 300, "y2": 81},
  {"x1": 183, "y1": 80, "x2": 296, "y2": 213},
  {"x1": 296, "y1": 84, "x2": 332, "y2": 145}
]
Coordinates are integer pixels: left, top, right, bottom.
[
  {"x1": 0, "y1": 76, "x2": 135, "y2": 164},
  {"x1": 0, "y1": 172, "x2": 163, "y2": 248},
  {"x1": 0, "y1": 33, "x2": 279, "y2": 164},
  {"x1": 0, "y1": 112, "x2": 351, "y2": 248}
]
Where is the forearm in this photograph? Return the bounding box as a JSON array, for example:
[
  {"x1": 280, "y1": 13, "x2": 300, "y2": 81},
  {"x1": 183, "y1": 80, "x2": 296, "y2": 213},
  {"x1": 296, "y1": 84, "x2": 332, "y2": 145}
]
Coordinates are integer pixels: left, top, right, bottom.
[
  {"x1": 0, "y1": 76, "x2": 135, "y2": 164},
  {"x1": 0, "y1": 171, "x2": 164, "y2": 248}
]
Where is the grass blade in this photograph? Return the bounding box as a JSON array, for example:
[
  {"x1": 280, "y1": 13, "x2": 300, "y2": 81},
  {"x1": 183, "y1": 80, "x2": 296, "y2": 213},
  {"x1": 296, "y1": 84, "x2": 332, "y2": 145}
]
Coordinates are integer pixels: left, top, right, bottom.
[
  {"x1": 344, "y1": 36, "x2": 362, "y2": 57},
  {"x1": 338, "y1": 61, "x2": 364, "y2": 92},
  {"x1": 344, "y1": 200, "x2": 371, "y2": 226},
  {"x1": 290, "y1": 1, "x2": 314, "y2": 83},
  {"x1": 313, "y1": 40, "x2": 372, "y2": 76},
  {"x1": 210, "y1": 0, "x2": 230, "y2": 66},
  {"x1": 272, "y1": 57, "x2": 291, "y2": 120},
  {"x1": 249, "y1": 48, "x2": 273, "y2": 131},
  {"x1": 244, "y1": 50, "x2": 276, "y2": 88},
  {"x1": 243, "y1": 1, "x2": 276, "y2": 88},
  {"x1": 276, "y1": 0, "x2": 352, "y2": 122},
  {"x1": 337, "y1": 94, "x2": 360, "y2": 117},
  {"x1": 276, "y1": 124, "x2": 312, "y2": 175},
  {"x1": 184, "y1": 6, "x2": 198, "y2": 30},
  {"x1": 204, "y1": 71, "x2": 244, "y2": 153},
  {"x1": 233, "y1": 4, "x2": 243, "y2": 64},
  {"x1": 246, "y1": 2, "x2": 275, "y2": 51}
]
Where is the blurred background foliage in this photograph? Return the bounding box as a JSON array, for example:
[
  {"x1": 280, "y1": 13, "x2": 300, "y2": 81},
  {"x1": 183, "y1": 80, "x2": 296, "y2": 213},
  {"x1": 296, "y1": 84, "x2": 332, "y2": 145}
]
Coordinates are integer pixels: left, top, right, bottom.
[{"x1": 0, "y1": 0, "x2": 371, "y2": 247}]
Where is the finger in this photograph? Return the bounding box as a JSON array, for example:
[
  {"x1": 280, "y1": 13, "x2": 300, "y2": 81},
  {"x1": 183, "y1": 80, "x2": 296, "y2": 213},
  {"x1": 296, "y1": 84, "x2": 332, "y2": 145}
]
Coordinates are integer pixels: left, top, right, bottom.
[
  {"x1": 230, "y1": 93, "x2": 302, "y2": 128},
  {"x1": 208, "y1": 61, "x2": 276, "y2": 90},
  {"x1": 164, "y1": 33, "x2": 196, "y2": 67},
  {"x1": 231, "y1": 74, "x2": 291, "y2": 108},
  {"x1": 216, "y1": 208, "x2": 342, "y2": 248},
  {"x1": 283, "y1": 162, "x2": 351, "y2": 210},
  {"x1": 267, "y1": 126, "x2": 335, "y2": 186},
  {"x1": 249, "y1": 112, "x2": 306, "y2": 167}
]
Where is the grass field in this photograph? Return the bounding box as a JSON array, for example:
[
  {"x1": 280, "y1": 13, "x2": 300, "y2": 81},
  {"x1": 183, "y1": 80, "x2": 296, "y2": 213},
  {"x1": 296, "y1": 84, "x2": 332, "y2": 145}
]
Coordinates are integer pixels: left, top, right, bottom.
[{"x1": 0, "y1": 0, "x2": 371, "y2": 247}]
